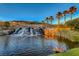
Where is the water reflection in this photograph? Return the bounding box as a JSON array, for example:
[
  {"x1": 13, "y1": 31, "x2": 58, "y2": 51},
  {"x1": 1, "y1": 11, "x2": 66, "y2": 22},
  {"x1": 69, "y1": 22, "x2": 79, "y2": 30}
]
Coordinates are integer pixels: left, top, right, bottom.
[{"x1": 0, "y1": 35, "x2": 79, "y2": 56}]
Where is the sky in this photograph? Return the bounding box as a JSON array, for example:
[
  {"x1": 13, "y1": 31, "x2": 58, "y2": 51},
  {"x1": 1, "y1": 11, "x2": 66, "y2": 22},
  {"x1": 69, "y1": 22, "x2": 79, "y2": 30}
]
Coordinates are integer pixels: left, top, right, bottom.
[{"x1": 0, "y1": 3, "x2": 79, "y2": 24}]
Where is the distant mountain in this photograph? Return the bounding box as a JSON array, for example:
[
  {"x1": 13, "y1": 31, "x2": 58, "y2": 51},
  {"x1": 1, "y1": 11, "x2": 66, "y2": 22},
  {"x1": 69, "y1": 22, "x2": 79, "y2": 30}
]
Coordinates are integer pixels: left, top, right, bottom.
[{"x1": 0, "y1": 20, "x2": 42, "y2": 24}]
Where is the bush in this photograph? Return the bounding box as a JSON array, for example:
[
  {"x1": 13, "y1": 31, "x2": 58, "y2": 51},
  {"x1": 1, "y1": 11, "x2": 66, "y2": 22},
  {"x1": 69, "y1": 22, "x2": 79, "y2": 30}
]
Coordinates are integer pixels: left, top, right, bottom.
[{"x1": 65, "y1": 18, "x2": 79, "y2": 31}]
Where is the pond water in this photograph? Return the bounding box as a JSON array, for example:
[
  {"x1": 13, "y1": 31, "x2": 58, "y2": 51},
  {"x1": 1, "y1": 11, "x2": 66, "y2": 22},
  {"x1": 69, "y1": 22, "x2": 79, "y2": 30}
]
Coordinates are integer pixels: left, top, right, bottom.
[{"x1": 0, "y1": 35, "x2": 79, "y2": 56}]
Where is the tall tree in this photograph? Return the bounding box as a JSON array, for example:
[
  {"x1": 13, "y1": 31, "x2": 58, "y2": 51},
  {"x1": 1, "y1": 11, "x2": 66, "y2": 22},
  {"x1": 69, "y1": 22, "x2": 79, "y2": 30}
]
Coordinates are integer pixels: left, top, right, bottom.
[
  {"x1": 68, "y1": 6, "x2": 77, "y2": 20},
  {"x1": 45, "y1": 17, "x2": 49, "y2": 24},
  {"x1": 49, "y1": 16, "x2": 54, "y2": 24},
  {"x1": 63, "y1": 10, "x2": 69, "y2": 23},
  {"x1": 56, "y1": 12, "x2": 62, "y2": 25}
]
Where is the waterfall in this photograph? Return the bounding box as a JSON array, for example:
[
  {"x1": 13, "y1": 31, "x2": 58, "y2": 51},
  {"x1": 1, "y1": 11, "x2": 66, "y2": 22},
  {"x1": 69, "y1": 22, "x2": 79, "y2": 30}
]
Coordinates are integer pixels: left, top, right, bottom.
[
  {"x1": 11, "y1": 26, "x2": 44, "y2": 37},
  {"x1": 35, "y1": 30, "x2": 38, "y2": 36},
  {"x1": 18, "y1": 28, "x2": 25, "y2": 36},
  {"x1": 14, "y1": 28, "x2": 22, "y2": 34},
  {"x1": 30, "y1": 28, "x2": 34, "y2": 36}
]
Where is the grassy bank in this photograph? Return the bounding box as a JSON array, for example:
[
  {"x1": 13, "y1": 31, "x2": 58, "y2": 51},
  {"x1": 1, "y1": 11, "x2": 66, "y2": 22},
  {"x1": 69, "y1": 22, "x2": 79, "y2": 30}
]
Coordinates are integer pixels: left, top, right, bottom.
[
  {"x1": 50, "y1": 48, "x2": 79, "y2": 56},
  {"x1": 57, "y1": 30, "x2": 79, "y2": 42},
  {"x1": 50, "y1": 30, "x2": 79, "y2": 56}
]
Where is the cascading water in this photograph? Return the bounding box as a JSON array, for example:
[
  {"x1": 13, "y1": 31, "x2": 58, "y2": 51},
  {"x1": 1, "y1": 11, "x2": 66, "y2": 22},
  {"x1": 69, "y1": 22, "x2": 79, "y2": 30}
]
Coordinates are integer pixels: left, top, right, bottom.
[
  {"x1": 12, "y1": 27, "x2": 44, "y2": 37},
  {"x1": 35, "y1": 30, "x2": 38, "y2": 36},
  {"x1": 30, "y1": 28, "x2": 34, "y2": 36},
  {"x1": 14, "y1": 28, "x2": 22, "y2": 34}
]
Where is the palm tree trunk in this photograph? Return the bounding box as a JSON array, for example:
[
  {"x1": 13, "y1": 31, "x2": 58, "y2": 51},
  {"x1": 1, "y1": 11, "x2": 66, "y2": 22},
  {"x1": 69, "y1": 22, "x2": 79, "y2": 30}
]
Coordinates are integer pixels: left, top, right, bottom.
[
  {"x1": 47, "y1": 20, "x2": 49, "y2": 24},
  {"x1": 58, "y1": 19, "x2": 60, "y2": 26},
  {"x1": 50, "y1": 20, "x2": 52, "y2": 25},
  {"x1": 64, "y1": 15, "x2": 66, "y2": 24},
  {"x1": 70, "y1": 14, "x2": 72, "y2": 20},
  {"x1": 70, "y1": 14, "x2": 73, "y2": 30}
]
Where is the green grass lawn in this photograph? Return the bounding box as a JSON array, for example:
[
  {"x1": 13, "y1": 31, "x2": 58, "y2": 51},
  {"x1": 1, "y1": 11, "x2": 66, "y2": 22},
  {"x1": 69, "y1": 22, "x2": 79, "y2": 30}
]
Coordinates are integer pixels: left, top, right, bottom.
[{"x1": 50, "y1": 48, "x2": 79, "y2": 56}]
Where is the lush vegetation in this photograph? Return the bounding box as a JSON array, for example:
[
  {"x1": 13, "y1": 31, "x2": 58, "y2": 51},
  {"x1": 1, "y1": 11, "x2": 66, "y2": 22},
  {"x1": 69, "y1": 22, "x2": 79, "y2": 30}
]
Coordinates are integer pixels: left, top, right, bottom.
[
  {"x1": 65, "y1": 18, "x2": 79, "y2": 31},
  {"x1": 4, "y1": 22, "x2": 10, "y2": 27},
  {"x1": 50, "y1": 48, "x2": 79, "y2": 56},
  {"x1": 57, "y1": 30, "x2": 79, "y2": 42}
]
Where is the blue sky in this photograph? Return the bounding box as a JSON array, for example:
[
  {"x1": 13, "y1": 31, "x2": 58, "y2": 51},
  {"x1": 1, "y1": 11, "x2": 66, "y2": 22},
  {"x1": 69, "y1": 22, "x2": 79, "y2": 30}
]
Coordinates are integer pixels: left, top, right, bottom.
[{"x1": 0, "y1": 3, "x2": 79, "y2": 24}]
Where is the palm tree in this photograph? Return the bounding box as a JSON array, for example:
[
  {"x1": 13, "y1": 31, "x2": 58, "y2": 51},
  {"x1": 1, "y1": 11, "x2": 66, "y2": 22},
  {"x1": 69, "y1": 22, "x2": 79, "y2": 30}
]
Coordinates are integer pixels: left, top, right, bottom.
[
  {"x1": 45, "y1": 17, "x2": 49, "y2": 24},
  {"x1": 63, "y1": 10, "x2": 69, "y2": 23},
  {"x1": 49, "y1": 16, "x2": 54, "y2": 24},
  {"x1": 56, "y1": 12, "x2": 62, "y2": 26},
  {"x1": 68, "y1": 6, "x2": 77, "y2": 20}
]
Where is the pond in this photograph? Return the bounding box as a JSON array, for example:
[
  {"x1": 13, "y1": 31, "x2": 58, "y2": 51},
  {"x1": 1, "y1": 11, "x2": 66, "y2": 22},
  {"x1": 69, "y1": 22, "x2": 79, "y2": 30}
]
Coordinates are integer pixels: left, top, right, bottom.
[{"x1": 0, "y1": 35, "x2": 79, "y2": 56}]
